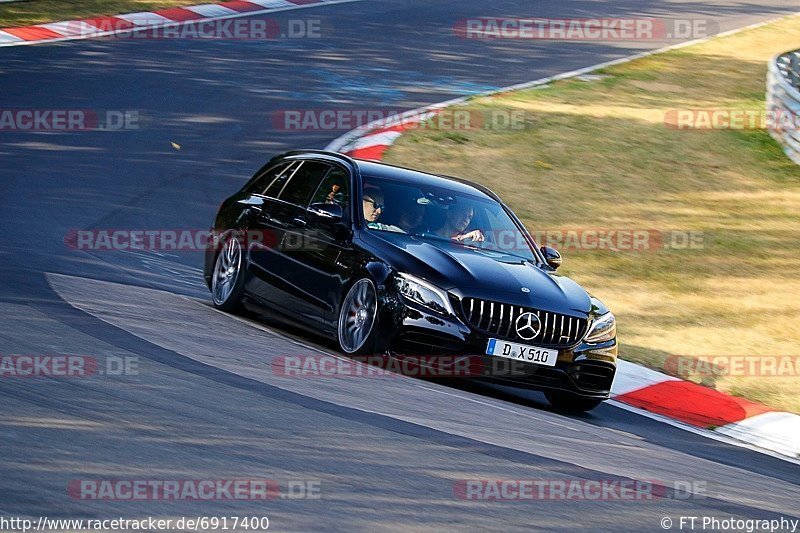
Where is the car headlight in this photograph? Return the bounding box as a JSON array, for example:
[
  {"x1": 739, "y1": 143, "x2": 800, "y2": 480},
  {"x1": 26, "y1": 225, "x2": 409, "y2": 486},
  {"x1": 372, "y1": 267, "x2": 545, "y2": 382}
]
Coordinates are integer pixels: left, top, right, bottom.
[
  {"x1": 584, "y1": 312, "x2": 616, "y2": 343},
  {"x1": 394, "y1": 273, "x2": 454, "y2": 316}
]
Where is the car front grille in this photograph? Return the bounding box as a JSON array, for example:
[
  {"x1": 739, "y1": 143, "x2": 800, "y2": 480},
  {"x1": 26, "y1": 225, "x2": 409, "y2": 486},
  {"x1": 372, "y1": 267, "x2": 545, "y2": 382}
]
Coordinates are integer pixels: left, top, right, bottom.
[{"x1": 461, "y1": 297, "x2": 588, "y2": 348}]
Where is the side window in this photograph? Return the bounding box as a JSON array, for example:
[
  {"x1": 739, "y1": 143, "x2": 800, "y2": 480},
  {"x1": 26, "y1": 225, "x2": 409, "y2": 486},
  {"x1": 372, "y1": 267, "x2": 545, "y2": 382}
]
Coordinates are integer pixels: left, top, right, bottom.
[
  {"x1": 264, "y1": 161, "x2": 300, "y2": 198},
  {"x1": 278, "y1": 161, "x2": 331, "y2": 206},
  {"x1": 309, "y1": 167, "x2": 349, "y2": 216},
  {"x1": 244, "y1": 162, "x2": 290, "y2": 196}
]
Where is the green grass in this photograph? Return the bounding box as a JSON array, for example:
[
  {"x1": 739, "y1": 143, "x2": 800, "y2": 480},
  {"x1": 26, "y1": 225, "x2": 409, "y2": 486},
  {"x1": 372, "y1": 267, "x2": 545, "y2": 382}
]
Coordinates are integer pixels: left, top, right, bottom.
[{"x1": 384, "y1": 15, "x2": 800, "y2": 413}]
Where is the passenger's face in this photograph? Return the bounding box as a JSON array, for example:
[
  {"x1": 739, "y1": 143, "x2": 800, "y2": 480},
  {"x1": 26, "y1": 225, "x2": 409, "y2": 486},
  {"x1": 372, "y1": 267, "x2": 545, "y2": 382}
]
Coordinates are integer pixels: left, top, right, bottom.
[
  {"x1": 449, "y1": 206, "x2": 474, "y2": 232},
  {"x1": 363, "y1": 194, "x2": 384, "y2": 222},
  {"x1": 401, "y1": 204, "x2": 424, "y2": 229}
]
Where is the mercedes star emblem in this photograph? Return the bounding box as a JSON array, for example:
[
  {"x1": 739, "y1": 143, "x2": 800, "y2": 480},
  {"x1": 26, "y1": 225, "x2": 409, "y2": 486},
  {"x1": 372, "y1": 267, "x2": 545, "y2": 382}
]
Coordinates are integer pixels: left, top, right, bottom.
[{"x1": 515, "y1": 312, "x2": 541, "y2": 341}]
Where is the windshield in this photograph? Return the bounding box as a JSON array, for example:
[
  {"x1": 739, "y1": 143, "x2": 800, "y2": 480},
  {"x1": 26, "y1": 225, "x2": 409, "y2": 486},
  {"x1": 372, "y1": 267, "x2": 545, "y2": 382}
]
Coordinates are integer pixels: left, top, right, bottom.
[{"x1": 361, "y1": 173, "x2": 538, "y2": 262}]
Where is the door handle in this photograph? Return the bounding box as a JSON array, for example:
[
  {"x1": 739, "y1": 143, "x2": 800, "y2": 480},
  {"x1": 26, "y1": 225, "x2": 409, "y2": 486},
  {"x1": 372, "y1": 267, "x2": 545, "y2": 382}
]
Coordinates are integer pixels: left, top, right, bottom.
[
  {"x1": 292, "y1": 217, "x2": 307, "y2": 227},
  {"x1": 259, "y1": 212, "x2": 281, "y2": 225}
]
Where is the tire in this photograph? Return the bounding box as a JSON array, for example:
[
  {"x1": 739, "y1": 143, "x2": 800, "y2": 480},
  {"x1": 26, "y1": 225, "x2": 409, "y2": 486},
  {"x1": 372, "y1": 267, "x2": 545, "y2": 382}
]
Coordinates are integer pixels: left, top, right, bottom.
[
  {"x1": 337, "y1": 277, "x2": 379, "y2": 355},
  {"x1": 545, "y1": 391, "x2": 603, "y2": 413},
  {"x1": 210, "y1": 234, "x2": 246, "y2": 313}
]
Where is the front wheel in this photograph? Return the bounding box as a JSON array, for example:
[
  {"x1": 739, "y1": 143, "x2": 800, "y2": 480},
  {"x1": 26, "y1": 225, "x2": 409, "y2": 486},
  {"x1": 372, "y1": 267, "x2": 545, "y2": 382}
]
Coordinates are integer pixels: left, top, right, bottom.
[
  {"x1": 211, "y1": 235, "x2": 246, "y2": 313},
  {"x1": 545, "y1": 391, "x2": 603, "y2": 413},
  {"x1": 337, "y1": 278, "x2": 379, "y2": 355}
]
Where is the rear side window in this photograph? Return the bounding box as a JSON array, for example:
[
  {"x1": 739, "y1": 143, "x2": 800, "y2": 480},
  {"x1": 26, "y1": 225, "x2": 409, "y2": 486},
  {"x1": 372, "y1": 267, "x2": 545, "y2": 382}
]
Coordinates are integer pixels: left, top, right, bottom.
[
  {"x1": 279, "y1": 161, "x2": 331, "y2": 206},
  {"x1": 310, "y1": 167, "x2": 349, "y2": 210},
  {"x1": 245, "y1": 162, "x2": 291, "y2": 195},
  {"x1": 264, "y1": 161, "x2": 300, "y2": 198}
]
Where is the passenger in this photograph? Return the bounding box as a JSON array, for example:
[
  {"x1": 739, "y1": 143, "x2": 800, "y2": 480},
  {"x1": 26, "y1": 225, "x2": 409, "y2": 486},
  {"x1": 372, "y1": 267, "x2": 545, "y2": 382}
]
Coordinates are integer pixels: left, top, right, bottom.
[
  {"x1": 326, "y1": 182, "x2": 345, "y2": 205},
  {"x1": 435, "y1": 202, "x2": 485, "y2": 242},
  {"x1": 397, "y1": 196, "x2": 427, "y2": 234}
]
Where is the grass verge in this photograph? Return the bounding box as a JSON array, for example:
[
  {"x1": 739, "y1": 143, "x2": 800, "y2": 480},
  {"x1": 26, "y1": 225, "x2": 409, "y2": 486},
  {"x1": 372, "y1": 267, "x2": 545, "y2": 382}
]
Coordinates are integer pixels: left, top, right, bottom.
[
  {"x1": 0, "y1": 0, "x2": 207, "y2": 27},
  {"x1": 384, "y1": 15, "x2": 800, "y2": 414}
]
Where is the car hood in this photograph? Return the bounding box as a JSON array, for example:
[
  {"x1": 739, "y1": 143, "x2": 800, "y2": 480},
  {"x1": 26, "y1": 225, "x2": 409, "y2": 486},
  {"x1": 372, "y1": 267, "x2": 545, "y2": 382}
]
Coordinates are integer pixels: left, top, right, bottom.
[{"x1": 362, "y1": 231, "x2": 591, "y2": 315}]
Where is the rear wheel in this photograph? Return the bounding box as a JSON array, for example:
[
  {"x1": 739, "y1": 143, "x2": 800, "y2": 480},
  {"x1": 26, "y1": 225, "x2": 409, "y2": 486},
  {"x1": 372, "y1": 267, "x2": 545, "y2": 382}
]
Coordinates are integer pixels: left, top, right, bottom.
[
  {"x1": 337, "y1": 278, "x2": 378, "y2": 354},
  {"x1": 545, "y1": 391, "x2": 603, "y2": 413},
  {"x1": 211, "y1": 235, "x2": 246, "y2": 313}
]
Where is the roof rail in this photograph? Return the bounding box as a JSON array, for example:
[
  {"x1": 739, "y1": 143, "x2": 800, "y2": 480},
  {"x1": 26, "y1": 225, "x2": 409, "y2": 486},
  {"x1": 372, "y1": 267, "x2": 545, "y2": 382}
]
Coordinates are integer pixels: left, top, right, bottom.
[{"x1": 273, "y1": 149, "x2": 357, "y2": 167}]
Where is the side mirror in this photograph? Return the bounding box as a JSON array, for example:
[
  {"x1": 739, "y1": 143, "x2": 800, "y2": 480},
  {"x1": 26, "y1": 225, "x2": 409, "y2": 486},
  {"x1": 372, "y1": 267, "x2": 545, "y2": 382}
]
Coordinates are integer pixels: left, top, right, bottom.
[
  {"x1": 540, "y1": 246, "x2": 562, "y2": 270},
  {"x1": 308, "y1": 202, "x2": 344, "y2": 222}
]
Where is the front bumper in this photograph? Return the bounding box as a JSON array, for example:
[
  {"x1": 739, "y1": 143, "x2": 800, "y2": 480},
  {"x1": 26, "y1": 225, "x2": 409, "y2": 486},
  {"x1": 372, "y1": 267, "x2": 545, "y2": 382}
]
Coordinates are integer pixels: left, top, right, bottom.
[{"x1": 380, "y1": 294, "x2": 617, "y2": 400}]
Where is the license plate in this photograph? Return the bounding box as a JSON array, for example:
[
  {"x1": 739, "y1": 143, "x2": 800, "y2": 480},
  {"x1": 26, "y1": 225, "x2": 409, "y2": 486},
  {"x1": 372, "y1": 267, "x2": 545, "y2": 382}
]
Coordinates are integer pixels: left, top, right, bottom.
[{"x1": 485, "y1": 338, "x2": 559, "y2": 367}]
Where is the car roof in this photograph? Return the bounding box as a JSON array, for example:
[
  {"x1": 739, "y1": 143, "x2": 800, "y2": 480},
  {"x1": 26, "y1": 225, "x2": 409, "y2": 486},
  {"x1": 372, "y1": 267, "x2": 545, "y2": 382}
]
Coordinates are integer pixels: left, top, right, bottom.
[
  {"x1": 274, "y1": 150, "x2": 502, "y2": 202},
  {"x1": 354, "y1": 158, "x2": 501, "y2": 202}
]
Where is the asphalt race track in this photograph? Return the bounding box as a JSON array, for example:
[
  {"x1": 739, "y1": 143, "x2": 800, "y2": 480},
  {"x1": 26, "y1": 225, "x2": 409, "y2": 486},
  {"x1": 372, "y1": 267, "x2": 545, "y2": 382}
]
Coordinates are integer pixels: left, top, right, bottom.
[{"x1": 2, "y1": 0, "x2": 800, "y2": 530}]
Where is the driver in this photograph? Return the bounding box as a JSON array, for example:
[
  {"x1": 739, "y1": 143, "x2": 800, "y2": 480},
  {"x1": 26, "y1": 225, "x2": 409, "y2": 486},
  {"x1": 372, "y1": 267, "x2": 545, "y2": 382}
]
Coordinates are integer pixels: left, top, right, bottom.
[
  {"x1": 363, "y1": 185, "x2": 402, "y2": 232},
  {"x1": 435, "y1": 202, "x2": 485, "y2": 242}
]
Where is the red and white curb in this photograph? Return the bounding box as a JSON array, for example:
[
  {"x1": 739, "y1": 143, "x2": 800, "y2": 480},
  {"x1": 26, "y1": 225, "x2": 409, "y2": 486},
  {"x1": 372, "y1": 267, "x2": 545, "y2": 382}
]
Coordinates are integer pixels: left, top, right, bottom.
[
  {"x1": 327, "y1": 106, "x2": 450, "y2": 159},
  {"x1": 325, "y1": 14, "x2": 800, "y2": 461},
  {"x1": 611, "y1": 361, "x2": 799, "y2": 459},
  {"x1": 0, "y1": 0, "x2": 363, "y2": 47}
]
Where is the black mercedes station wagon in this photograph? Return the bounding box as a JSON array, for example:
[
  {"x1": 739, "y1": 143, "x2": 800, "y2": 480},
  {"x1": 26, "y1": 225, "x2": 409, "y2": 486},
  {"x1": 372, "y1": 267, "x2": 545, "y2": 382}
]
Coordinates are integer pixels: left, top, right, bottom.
[{"x1": 204, "y1": 150, "x2": 617, "y2": 412}]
